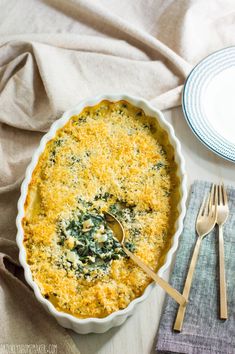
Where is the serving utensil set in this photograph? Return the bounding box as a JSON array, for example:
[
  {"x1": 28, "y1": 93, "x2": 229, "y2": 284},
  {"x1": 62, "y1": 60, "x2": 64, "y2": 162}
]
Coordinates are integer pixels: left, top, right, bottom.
[
  {"x1": 105, "y1": 182, "x2": 229, "y2": 332},
  {"x1": 174, "y1": 182, "x2": 229, "y2": 331}
]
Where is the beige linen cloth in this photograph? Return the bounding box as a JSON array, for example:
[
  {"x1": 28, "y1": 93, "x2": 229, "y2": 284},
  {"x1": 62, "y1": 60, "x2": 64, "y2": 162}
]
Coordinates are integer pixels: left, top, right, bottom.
[{"x1": 1, "y1": 0, "x2": 235, "y2": 352}]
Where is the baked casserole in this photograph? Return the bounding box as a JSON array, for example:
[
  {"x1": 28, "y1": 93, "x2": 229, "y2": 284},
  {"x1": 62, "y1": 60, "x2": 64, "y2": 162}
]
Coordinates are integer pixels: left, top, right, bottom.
[{"x1": 23, "y1": 100, "x2": 179, "y2": 319}]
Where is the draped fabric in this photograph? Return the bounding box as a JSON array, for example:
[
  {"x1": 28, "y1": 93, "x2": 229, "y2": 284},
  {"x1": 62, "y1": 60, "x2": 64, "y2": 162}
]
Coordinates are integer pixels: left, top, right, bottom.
[{"x1": 1, "y1": 0, "x2": 235, "y2": 350}]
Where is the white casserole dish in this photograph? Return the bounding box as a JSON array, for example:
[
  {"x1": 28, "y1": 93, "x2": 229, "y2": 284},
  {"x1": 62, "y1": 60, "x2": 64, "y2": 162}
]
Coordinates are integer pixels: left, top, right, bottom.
[{"x1": 16, "y1": 94, "x2": 187, "y2": 334}]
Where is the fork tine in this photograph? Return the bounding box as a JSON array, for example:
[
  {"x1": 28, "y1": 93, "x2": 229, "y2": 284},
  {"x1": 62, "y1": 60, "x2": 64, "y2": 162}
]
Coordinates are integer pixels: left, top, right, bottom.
[
  {"x1": 222, "y1": 182, "x2": 228, "y2": 205},
  {"x1": 214, "y1": 184, "x2": 218, "y2": 216},
  {"x1": 218, "y1": 183, "x2": 222, "y2": 205},
  {"x1": 209, "y1": 184, "x2": 215, "y2": 216},
  {"x1": 198, "y1": 195, "x2": 207, "y2": 217},
  {"x1": 204, "y1": 193, "x2": 211, "y2": 216}
]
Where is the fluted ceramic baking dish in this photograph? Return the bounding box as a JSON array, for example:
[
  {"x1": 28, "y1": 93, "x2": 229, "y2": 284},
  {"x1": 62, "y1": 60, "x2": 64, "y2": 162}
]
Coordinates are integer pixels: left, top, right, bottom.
[{"x1": 16, "y1": 94, "x2": 187, "y2": 334}]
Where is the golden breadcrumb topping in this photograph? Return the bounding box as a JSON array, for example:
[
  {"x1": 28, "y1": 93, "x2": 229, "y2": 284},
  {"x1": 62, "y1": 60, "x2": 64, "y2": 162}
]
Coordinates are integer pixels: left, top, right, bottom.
[{"x1": 23, "y1": 100, "x2": 179, "y2": 318}]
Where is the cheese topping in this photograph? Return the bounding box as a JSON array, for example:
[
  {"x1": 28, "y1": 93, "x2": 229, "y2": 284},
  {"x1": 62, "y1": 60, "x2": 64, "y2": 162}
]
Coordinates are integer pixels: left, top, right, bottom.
[{"x1": 23, "y1": 100, "x2": 179, "y2": 318}]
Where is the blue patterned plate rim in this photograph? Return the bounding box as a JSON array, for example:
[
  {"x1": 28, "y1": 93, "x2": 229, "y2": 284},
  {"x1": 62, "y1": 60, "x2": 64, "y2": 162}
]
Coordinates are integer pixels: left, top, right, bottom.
[{"x1": 182, "y1": 46, "x2": 235, "y2": 163}]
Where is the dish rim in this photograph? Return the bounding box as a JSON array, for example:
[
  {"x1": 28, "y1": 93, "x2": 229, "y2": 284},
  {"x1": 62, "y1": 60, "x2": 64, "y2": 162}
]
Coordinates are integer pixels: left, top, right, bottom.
[
  {"x1": 182, "y1": 45, "x2": 235, "y2": 163},
  {"x1": 16, "y1": 93, "x2": 187, "y2": 329}
]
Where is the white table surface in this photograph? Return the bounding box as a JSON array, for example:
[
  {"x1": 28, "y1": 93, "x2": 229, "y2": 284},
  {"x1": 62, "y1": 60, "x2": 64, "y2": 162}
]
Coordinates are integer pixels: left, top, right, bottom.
[{"x1": 70, "y1": 106, "x2": 235, "y2": 354}]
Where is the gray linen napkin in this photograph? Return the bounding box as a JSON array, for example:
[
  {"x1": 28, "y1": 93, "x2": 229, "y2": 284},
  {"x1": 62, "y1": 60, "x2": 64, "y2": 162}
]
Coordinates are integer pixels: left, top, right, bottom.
[{"x1": 156, "y1": 180, "x2": 235, "y2": 354}]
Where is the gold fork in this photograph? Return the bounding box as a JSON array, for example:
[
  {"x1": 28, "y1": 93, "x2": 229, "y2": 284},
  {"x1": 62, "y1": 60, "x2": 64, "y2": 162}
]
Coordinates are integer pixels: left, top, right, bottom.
[
  {"x1": 216, "y1": 183, "x2": 229, "y2": 320},
  {"x1": 174, "y1": 184, "x2": 217, "y2": 332}
]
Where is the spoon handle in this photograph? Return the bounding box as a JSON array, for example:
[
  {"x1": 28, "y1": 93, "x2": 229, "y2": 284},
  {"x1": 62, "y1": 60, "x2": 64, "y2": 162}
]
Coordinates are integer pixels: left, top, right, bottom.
[{"x1": 123, "y1": 246, "x2": 186, "y2": 306}]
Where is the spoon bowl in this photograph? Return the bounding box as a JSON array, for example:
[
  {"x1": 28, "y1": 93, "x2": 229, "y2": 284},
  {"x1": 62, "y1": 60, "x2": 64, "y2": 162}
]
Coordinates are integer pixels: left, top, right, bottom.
[{"x1": 104, "y1": 212, "x2": 125, "y2": 244}]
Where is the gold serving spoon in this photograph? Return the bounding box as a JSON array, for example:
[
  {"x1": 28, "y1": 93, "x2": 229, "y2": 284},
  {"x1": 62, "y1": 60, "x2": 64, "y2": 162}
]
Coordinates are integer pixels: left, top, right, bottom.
[{"x1": 104, "y1": 212, "x2": 186, "y2": 306}]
